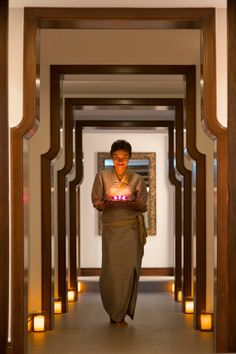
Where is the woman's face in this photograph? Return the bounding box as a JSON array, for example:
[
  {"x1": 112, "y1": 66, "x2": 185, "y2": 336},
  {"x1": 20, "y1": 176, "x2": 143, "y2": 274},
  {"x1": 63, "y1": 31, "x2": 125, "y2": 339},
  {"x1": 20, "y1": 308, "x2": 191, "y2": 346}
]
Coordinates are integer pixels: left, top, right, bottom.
[{"x1": 112, "y1": 149, "x2": 130, "y2": 173}]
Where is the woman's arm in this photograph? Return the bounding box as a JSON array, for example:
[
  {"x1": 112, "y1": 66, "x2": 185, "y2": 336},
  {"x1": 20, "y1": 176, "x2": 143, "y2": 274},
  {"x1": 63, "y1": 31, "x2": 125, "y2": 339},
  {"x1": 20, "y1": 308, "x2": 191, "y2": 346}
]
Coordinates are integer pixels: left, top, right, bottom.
[
  {"x1": 91, "y1": 172, "x2": 105, "y2": 211},
  {"x1": 130, "y1": 175, "x2": 148, "y2": 212}
]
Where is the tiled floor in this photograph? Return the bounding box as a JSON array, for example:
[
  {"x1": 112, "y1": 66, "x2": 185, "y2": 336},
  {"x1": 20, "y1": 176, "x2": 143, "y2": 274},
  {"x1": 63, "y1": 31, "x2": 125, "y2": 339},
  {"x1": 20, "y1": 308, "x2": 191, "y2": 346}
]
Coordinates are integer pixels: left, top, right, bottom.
[{"x1": 28, "y1": 291, "x2": 213, "y2": 354}]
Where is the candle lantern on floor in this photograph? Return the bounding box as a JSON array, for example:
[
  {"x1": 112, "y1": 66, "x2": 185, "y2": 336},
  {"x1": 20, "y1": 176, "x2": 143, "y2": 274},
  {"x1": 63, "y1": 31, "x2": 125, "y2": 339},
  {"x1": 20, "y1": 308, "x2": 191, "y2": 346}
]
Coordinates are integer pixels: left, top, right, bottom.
[
  {"x1": 200, "y1": 312, "x2": 213, "y2": 331},
  {"x1": 184, "y1": 297, "x2": 194, "y2": 314},
  {"x1": 177, "y1": 289, "x2": 182, "y2": 302},
  {"x1": 68, "y1": 289, "x2": 76, "y2": 302},
  {"x1": 54, "y1": 298, "x2": 62, "y2": 314},
  {"x1": 78, "y1": 281, "x2": 82, "y2": 293},
  {"x1": 33, "y1": 314, "x2": 45, "y2": 332}
]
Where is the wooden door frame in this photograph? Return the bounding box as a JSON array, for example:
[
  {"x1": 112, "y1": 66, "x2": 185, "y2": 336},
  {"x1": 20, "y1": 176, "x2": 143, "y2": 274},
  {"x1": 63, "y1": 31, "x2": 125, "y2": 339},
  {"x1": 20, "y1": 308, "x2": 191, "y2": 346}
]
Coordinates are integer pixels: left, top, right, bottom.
[
  {"x1": 46, "y1": 93, "x2": 188, "y2": 322},
  {"x1": 9, "y1": 7, "x2": 227, "y2": 354},
  {"x1": 45, "y1": 64, "x2": 204, "y2": 329},
  {"x1": 0, "y1": 1, "x2": 9, "y2": 353},
  {"x1": 63, "y1": 97, "x2": 190, "y2": 302}
]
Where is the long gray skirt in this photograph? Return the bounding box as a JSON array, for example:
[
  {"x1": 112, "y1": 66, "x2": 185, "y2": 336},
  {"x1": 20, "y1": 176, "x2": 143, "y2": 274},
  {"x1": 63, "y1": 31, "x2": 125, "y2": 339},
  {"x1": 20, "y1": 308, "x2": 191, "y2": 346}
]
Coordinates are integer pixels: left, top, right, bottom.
[{"x1": 99, "y1": 218, "x2": 144, "y2": 322}]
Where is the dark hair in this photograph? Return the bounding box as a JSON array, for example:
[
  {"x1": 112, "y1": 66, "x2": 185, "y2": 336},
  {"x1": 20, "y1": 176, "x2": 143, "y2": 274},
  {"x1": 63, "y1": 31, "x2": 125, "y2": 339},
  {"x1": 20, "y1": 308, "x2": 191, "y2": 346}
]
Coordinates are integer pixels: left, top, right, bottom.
[{"x1": 110, "y1": 140, "x2": 132, "y2": 157}]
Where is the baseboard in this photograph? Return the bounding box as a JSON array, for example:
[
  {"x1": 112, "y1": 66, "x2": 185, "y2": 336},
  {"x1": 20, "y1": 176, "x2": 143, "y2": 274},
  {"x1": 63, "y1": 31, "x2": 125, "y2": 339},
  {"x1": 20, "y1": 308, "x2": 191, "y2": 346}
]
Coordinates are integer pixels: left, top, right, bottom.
[{"x1": 80, "y1": 267, "x2": 174, "y2": 277}]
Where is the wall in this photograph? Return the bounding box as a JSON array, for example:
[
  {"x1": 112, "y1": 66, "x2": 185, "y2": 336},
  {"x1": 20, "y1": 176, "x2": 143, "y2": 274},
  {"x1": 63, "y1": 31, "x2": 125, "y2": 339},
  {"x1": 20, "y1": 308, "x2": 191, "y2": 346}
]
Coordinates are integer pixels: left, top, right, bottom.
[
  {"x1": 81, "y1": 130, "x2": 174, "y2": 268},
  {"x1": 216, "y1": 8, "x2": 227, "y2": 126},
  {"x1": 8, "y1": 8, "x2": 23, "y2": 128}
]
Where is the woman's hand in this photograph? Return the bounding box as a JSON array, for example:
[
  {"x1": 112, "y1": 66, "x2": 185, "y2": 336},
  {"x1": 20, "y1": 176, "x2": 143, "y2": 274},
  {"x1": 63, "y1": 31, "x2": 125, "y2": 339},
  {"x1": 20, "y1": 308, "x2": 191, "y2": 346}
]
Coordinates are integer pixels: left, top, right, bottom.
[
  {"x1": 127, "y1": 200, "x2": 147, "y2": 212},
  {"x1": 95, "y1": 200, "x2": 116, "y2": 211},
  {"x1": 94, "y1": 201, "x2": 106, "y2": 211}
]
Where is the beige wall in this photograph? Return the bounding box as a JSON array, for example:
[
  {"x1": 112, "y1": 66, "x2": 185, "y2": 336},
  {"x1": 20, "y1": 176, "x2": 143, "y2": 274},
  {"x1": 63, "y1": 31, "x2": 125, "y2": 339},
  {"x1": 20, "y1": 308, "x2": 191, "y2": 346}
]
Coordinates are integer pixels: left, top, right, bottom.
[{"x1": 216, "y1": 8, "x2": 227, "y2": 127}]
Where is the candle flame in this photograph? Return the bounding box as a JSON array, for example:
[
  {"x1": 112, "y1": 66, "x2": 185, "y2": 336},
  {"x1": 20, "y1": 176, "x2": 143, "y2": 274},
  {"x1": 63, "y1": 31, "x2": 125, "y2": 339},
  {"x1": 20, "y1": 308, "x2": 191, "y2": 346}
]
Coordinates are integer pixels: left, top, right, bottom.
[{"x1": 112, "y1": 195, "x2": 127, "y2": 201}]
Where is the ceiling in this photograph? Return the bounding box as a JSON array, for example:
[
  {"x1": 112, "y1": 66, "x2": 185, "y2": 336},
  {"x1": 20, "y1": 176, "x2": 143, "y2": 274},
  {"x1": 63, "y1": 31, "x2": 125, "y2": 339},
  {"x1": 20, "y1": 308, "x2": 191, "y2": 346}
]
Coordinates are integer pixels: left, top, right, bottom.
[{"x1": 9, "y1": 0, "x2": 226, "y2": 8}]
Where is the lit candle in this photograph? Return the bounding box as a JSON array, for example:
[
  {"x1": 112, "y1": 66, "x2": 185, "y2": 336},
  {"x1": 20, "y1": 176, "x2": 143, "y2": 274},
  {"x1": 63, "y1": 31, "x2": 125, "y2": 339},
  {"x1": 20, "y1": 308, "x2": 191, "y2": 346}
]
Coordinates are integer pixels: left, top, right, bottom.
[
  {"x1": 112, "y1": 195, "x2": 127, "y2": 201},
  {"x1": 185, "y1": 299, "x2": 194, "y2": 314},
  {"x1": 177, "y1": 289, "x2": 182, "y2": 302},
  {"x1": 33, "y1": 315, "x2": 45, "y2": 332},
  {"x1": 171, "y1": 283, "x2": 175, "y2": 293},
  {"x1": 54, "y1": 300, "x2": 62, "y2": 314},
  {"x1": 200, "y1": 313, "x2": 213, "y2": 331},
  {"x1": 68, "y1": 289, "x2": 76, "y2": 302},
  {"x1": 78, "y1": 281, "x2": 82, "y2": 293}
]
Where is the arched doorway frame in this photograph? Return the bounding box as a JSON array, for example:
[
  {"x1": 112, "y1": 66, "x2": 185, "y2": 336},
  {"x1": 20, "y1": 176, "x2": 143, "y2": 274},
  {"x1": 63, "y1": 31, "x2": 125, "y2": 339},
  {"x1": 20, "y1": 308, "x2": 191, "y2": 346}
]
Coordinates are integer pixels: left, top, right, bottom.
[{"x1": 10, "y1": 8, "x2": 227, "y2": 354}]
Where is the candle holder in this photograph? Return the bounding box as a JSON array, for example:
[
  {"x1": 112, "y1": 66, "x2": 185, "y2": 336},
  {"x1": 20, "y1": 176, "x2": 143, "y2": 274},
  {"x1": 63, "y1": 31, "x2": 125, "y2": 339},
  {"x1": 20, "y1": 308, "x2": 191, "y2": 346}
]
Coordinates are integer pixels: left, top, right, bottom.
[
  {"x1": 32, "y1": 313, "x2": 45, "y2": 332},
  {"x1": 184, "y1": 297, "x2": 194, "y2": 314},
  {"x1": 68, "y1": 288, "x2": 76, "y2": 302},
  {"x1": 54, "y1": 298, "x2": 62, "y2": 314},
  {"x1": 112, "y1": 195, "x2": 127, "y2": 201},
  {"x1": 77, "y1": 281, "x2": 82, "y2": 293},
  {"x1": 200, "y1": 312, "x2": 213, "y2": 331},
  {"x1": 177, "y1": 289, "x2": 183, "y2": 302}
]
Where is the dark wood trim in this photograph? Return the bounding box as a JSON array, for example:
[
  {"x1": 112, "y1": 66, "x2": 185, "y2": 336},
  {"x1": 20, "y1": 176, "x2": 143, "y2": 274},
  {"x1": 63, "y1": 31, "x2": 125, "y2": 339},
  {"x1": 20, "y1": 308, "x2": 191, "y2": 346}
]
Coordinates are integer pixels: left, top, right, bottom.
[
  {"x1": 77, "y1": 188, "x2": 81, "y2": 277},
  {"x1": 47, "y1": 74, "x2": 199, "y2": 334},
  {"x1": 7, "y1": 343, "x2": 12, "y2": 354},
  {"x1": 168, "y1": 126, "x2": 183, "y2": 301},
  {"x1": 26, "y1": 7, "x2": 212, "y2": 30},
  {"x1": 175, "y1": 102, "x2": 192, "y2": 301},
  {"x1": 80, "y1": 268, "x2": 174, "y2": 277},
  {"x1": 228, "y1": 1, "x2": 236, "y2": 351},
  {"x1": 10, "y1": 8, "x2": 224, "y2": 353},
  {"x1": 11, "y1": 9, "x2": 38, "y2": 353},
  {"x1": 69, "y1": 123, "x2": 83, "y2": 287},
  {"x1": 64, "y1": 98, "x2": 185, "y2": 306},
  {"x1": 58, "y1": 97, "x2": 180, "y2": 326},
  {"x1": 57, "y1": 100, "x2": 74, "y2": 313},
  {"x1": 41, "y1": 66, "x2": 61, "y2": 331},
  {"x1": 200, "y1": 10, "x2": 228, "y2": 351},
  {"x1": 51, "y1": 96, "x2": 178, "y2": 331},
  {"x1": 0, "y1": 1, "x2": 9, "y2": 353},
  {"x1": 185, "y1": 67, "x2": 206, "y2": 329}
]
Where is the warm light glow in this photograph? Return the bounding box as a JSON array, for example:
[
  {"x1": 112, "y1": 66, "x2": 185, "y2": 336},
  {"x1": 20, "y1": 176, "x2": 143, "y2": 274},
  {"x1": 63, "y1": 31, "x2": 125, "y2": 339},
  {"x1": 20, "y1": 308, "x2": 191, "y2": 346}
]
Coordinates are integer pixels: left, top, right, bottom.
[
  {"x1": 185, "y1": 300, "x2": 194, "y2": 314},
  {"x1": 68, "y1": 289, "x2": 76, "y2": 302},
  {"x1": 171, "y1": 283, "x2": 175, "y2": 293},
  {"x1": 33, "y1": 315, "x2": 45, "y2": 332},
  {"x1": 112, "y1": 195, "x2": 127, "y2": 201},
  {"x1": 177, "y1": 289, "x2": 182, "y2": 302},
  {"x1": 54, "y1": 300, "x2": 62, "y2": 314},
  {"x1": 78, "y1": 281, "x2": 82, "y2": 293},
  {"x1": 28, "y1": 317, "x2": 33, "y2": 332},
  {"x1": 200, "y1": 313, "x2": 213, "y2": 331}
]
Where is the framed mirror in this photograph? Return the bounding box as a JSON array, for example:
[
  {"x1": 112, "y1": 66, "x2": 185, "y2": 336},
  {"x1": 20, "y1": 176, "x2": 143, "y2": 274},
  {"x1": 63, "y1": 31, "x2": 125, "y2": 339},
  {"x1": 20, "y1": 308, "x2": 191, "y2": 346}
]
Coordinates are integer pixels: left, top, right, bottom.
[{"x1": 97, "y1": 152, "x2": 156, "y2": 235}]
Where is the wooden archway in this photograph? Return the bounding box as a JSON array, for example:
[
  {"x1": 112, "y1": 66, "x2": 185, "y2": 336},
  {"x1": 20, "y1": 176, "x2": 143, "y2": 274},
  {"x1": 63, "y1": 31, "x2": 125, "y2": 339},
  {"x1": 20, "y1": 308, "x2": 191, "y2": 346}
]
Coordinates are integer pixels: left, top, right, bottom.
[{"x1": 10, "y1": 8, "x2": 227, "y2": 354}]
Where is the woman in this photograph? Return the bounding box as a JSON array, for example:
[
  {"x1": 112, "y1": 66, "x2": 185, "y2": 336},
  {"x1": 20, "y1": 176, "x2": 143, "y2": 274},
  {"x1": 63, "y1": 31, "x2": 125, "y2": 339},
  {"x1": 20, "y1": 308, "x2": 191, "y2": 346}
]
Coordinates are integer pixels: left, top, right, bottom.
[{"x1": 91, "y1": 139, "x2": 148, "y2": 327}]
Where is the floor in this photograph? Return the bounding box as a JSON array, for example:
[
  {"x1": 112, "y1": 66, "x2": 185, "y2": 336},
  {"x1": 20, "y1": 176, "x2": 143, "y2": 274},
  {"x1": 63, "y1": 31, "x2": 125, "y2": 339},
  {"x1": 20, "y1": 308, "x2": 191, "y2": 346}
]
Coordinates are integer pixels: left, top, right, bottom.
[{"x1": 28, "y1": 284, "x2": 213, "y2": 354}]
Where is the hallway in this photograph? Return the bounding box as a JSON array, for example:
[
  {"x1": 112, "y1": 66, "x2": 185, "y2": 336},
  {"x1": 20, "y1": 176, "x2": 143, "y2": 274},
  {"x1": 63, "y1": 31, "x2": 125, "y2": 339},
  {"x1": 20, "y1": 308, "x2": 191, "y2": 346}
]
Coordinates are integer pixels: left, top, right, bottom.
[{"x1": 28, "y1": 282, "x2": 213, "y2": 354}]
